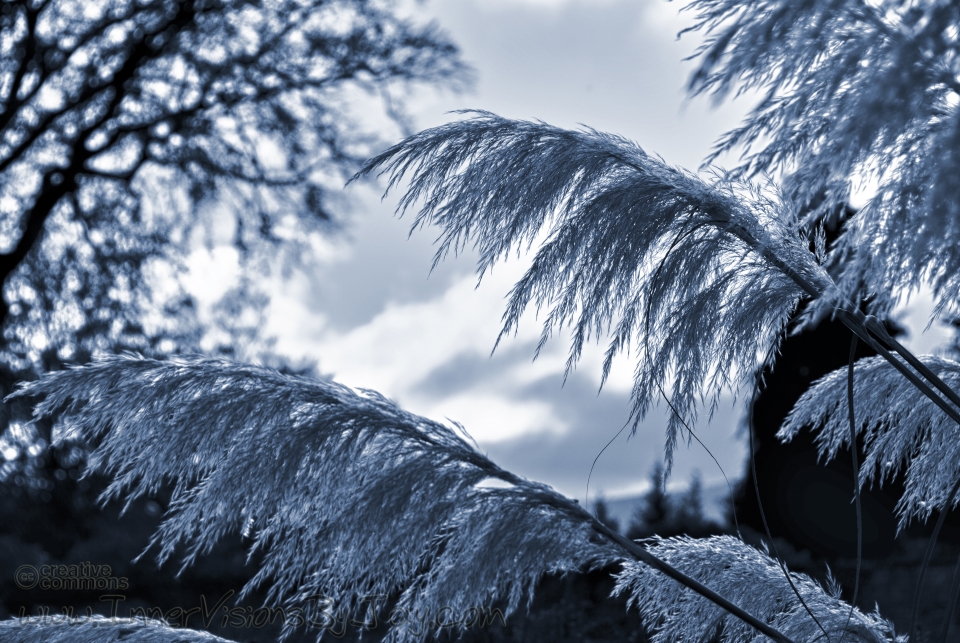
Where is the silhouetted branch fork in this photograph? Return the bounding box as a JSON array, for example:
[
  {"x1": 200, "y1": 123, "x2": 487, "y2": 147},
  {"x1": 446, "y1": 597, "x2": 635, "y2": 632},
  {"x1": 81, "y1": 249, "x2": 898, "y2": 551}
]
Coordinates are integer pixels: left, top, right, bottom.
[{"x1": 0, "y1": 0, "x2": 204, "y2": 323}]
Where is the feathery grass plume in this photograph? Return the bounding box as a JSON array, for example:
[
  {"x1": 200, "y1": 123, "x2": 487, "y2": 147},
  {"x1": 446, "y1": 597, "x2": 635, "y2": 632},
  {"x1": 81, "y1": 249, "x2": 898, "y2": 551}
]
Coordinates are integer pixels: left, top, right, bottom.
[
  {"x1": 685, "y1": 0, "x2": 960, "y2": 324},
  {"x1": 0, "y1": 616, "x2": 231, "y2": 643},
  {"x1": 354, "y1": 111, "x2": 833, "y2": 467},
  {"x1": 10, "y1": 355, "x2": 622, "y2": 643},
  {"x1": 614, "y1": 536, "x2": 902, "y2": 643},
  {"x1": 780, "y1": 355, "x2": 960, "y2": 528}
]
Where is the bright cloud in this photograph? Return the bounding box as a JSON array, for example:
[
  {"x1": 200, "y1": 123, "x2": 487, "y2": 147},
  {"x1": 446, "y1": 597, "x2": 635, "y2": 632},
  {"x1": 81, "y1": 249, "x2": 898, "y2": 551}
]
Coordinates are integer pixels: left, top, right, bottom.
[{"x1": 269, "y1": 261, "x2": 590, "y2": 442}]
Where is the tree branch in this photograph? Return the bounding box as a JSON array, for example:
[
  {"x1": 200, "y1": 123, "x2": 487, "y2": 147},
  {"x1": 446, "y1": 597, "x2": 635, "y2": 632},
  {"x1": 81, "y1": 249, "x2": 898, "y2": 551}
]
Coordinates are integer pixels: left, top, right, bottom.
[
  {"x1": 0, "y1": 0, "x2": 203, "y2": 326},
  {"x1": 0, "y1": 2, "x2": 41, "y2": 132}
]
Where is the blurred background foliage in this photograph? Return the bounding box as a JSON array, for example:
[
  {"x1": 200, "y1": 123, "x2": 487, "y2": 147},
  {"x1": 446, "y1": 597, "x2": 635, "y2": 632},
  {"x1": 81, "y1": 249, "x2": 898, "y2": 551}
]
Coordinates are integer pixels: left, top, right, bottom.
[
  {"x1": 0, "y1": 1, "x2": 470, "y2": 637},
  {"x1": 0, "y1": 0, "x2": 468, "y2": 491}
]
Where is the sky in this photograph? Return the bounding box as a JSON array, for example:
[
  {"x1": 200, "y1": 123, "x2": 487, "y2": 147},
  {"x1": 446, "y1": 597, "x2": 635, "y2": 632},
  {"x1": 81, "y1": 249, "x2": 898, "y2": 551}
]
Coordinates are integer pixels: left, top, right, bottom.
[{"x1": 202, "y1": 0, "x2": 954, "y2": 505}]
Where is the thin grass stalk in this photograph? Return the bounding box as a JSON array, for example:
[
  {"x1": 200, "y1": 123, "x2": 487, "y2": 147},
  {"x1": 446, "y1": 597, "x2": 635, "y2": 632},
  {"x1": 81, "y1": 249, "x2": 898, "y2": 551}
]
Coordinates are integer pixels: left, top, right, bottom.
[
  {"x1": 838, "y1": 335, "x2": 862, "y2": 643},
  {"x1": 940, "y1": 548, "x2": 960, "y2": 643},
  {"x1": 835, "y1": 310, "x2": 960, "y2": 425},
  {"x1": 910, "y1": 475, "x2": 960, "y2": 640},
  {"x1": 749, "y1": 370, "x2": 832, "y2": 643},
  {"x1": 654, "y1": 381, "x2": 741, "y2": 537},
  {"x1": 863, "y1": 316, "x2": 960, "y2": 411},
  {"x1": 585, "y1": 417, "x2": 631, "y2": 507}
]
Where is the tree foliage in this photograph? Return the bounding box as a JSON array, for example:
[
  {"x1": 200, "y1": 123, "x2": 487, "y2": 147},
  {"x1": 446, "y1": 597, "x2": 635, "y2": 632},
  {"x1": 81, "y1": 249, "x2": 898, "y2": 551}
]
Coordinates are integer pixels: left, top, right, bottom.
[
  {"x1": 0, "y1": 0, "x2": 466, "y2": 372},
  {"x1": 626, "y1": 466, "x2": 721, "y2": 540},
  {"x1": 627, "y1": 462, "x2": 669, "y2": 540},
  {"x1": 593, "y1": 497, "x2": 619, "y2": 533}
]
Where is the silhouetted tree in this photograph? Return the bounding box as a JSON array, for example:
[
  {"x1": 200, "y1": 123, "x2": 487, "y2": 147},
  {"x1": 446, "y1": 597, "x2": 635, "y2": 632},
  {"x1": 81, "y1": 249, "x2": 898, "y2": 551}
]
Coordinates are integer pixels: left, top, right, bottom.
[
  {"x1": 627, "y1": 467, "x2": 721, "y2": 540},
  {"x1": 676, "y1": 471, "x2": 704, "y2": 530},
  {"x1": 593, "y1": 496, "x2": 619, "y2": 533},
  {"x1": 628, "y1": 462, "x2": 670, "y2": 540}
]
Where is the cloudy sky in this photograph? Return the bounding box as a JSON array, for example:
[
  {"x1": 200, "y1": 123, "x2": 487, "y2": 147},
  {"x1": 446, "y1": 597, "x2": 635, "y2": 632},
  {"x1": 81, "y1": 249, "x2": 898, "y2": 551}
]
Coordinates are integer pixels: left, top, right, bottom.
[{"x1": 213, "y1": 0, "x2": 953, "y2": 505}]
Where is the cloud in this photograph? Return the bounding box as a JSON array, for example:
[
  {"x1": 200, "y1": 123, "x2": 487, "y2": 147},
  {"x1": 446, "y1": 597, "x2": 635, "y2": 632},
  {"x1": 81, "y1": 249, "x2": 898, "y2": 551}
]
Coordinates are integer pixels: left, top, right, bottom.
[
  {"x1": 481, "y1": 369, "x2": 746, "y2": 501},
  {"x1": 258, "y1": 201, "x2": 745, "y2": 497},
  {"x1": 270, "y1": 260, "x2": 592, "y2": 442},
  {"x1": 475, "y1": 0, "x2": 623, "y2": 9},
  {"x1": 265, "y1": 247, "x2": 748, "y2": 496},
  {"x1": 427, "y1": 392, "x2": 563, "y2": 443}
]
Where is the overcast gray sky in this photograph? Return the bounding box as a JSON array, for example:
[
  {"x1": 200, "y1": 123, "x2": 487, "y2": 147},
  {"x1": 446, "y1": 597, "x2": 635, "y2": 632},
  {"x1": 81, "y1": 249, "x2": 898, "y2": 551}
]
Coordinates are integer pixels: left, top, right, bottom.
[{"x1": 202, "y1": 0, "x2": 951, "y2": 503}]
